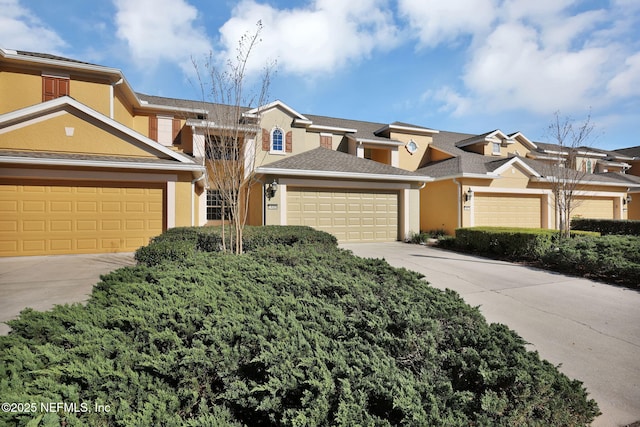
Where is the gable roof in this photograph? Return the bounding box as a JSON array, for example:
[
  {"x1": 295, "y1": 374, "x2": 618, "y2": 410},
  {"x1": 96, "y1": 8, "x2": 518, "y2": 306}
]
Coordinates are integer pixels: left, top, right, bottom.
[
  {"x1": 256, "y1": 147, "x2": 429, "y2": 182},
  {"x1": 0, "y1": 96, "x2": 204, "y2": 172}
]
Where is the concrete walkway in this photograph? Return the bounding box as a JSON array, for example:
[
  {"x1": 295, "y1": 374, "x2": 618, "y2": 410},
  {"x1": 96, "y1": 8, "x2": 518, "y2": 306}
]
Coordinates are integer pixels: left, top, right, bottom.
[
  {"x1": 0, "y1": 253, "x2": 135, "y2": 335},
  {"x1": 341, "y1": 242, "x2": 640, "y2": 427}
]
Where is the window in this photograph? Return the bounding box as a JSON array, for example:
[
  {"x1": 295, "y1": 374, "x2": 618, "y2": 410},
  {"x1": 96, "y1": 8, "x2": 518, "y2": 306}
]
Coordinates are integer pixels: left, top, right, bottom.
[
  {"x1": 406, "y1": 140, "x2": 419, "y2": 154},
  {"x1": 206, "y1": 135, "x2": 238, "y2": 160},
  {"x1": 271, "y1": 128, "x2": 284, "y2": 152},
  {"x1": 207, "y1": 190, "x2": 223, "y2": 220},
  {"x1": 492, "y1": 142, "x2": 501, "y2": 155},
  {"x1": 42, "y1": 76, "x2": 69, "y2": 101},
  {"x1": 207, "y1": 189, "x2": 236, "y2": 221}
]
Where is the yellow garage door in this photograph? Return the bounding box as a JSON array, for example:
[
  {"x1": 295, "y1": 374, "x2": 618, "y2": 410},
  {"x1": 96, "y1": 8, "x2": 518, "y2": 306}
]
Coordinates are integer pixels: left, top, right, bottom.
[
  {"x1": 287, "y1": 188, "x2": 398, "y2": 242},
  {"x1": 572, "y1": 197, "x2": 614, "y2": 220},
  {"x1": 0, "y1": 181, "x2": 164, "y2": 256},
  {"x1": 475, "y1": 193, "x2": 542, "y2": 228}
]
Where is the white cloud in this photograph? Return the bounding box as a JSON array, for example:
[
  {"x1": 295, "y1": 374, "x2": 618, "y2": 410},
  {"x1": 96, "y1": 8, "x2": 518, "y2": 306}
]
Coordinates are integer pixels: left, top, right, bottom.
[
  {"x1": 401, "y1": 0, "x2": 638, "y2": 118},
  {"x1": 608, "y1": 52, "x2": 640, "y2": 98},
  {"x1": 217, "y1": 0, "x2": 399, "y2": 76},
  {"x1": 397, "y1": 0, "x2": 498, "y2": 48},
  {"x1": 113, "y1": 0, "x2": 212, "y2": 72},
  {"x1": 0, "y1": 0, "x2": 66, "y2": 52}
]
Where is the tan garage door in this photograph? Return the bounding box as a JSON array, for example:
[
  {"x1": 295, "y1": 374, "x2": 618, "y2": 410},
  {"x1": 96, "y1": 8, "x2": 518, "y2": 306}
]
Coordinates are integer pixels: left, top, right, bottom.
[
  {"x1": 287, "y1": 188, "x2": 398, "y2": 242},
  {"x1": 474, "y1": 193, "x2": 542, "y2": 228},
  {"x1": 0, "y1": 181, "x2": 164, "y2": 256},
  {"x1": 572, "y1": 197, "x2": 614, "y2": 220}
]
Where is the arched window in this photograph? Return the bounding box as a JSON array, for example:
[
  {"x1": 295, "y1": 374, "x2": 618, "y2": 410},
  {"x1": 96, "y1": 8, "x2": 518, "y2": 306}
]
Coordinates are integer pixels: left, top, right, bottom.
[{"x1": 271, "y1": 128, "x2": 284, "y2": 152}]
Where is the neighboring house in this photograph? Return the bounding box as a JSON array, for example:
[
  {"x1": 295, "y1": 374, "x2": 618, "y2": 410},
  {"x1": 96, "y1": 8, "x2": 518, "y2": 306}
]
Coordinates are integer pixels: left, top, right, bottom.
[
  {"x1": 0, "y1": 49, "x2": 206, "y2": 256},
  {"x1": 614, "y1": 145, "x2": 640, "y2": 220},
  {"x1": 417, "y1": 131, "x2": 638, "y2": 234},
  {"x1": 1, "y1": 49, "x2": 638, "y2": 256}
]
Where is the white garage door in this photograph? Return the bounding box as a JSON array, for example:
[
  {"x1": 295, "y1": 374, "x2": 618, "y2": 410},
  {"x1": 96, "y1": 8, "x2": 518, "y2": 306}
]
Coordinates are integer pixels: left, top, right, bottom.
[{"x1": 287, "y1": 188, "x2": 398, "y2": 242}]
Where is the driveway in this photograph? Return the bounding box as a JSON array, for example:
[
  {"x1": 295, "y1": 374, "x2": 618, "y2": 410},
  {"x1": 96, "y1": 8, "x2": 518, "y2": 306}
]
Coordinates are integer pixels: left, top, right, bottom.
[
  {"x1": 0, "y1": 253, "x2": 135, "y2": 335},
  {"x1": 341, "y1": 242, "x2": 640, "y2": 427}
]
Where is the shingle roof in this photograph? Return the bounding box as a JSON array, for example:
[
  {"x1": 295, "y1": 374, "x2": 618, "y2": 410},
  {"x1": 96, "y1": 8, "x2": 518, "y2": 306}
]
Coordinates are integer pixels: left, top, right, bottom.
[
  {"x1": 257, "y1": 147, "x2": 426, "y2": 179},
  {"x1": 0, "y1": 150, "x2": 193, "y2": 165},
  {"x1": 614, "y1": 146, "x2": 640, "y2": 158},
  {"x1": 14, "y1": 50, "x2": 100, "y2": 66}
]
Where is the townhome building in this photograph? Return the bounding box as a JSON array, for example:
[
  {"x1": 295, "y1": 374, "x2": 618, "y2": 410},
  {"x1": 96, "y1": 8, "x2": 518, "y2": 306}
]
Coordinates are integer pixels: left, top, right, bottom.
[{"x1": 1, "y1": 49, "x2": 638, "y2": 256}]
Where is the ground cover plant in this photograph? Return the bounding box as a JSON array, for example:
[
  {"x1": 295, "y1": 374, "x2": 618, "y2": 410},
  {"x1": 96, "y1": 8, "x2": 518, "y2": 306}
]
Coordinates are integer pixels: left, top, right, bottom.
[
  {"x1": 446, "y1": 227, "x2": 639, "y2": 289},
  {"x1": 0, "y1": 227, "x2": 599, "y2": 426}
]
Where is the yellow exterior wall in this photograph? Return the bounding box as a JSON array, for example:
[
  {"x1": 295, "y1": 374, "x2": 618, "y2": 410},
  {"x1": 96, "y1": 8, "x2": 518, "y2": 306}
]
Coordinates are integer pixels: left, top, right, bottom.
[
  {"x1": 0, "y1": 111, "x2": 158, "y2": 157},
  {"x1": 627, "y1": 196, "x2": 640, "y2": 220},
  {"x1": 420, "y1": 180, "x2": 459, "y2": 235},
  {"x1": 113, "y1": 91, "x2": 134, "y2": 126},
  {"x1": 174, "y1": 177, "x2": 193, "y2": 227},
  {"x1": 429, "y1": 147, "x2": 455, "y2": 162},
  {"x1": 69, "y1": 79, "x2": 111, "y2": 117},
  {"x1": 247, "y1": 182, "x2": 264, "y2": 226},
  {"x1": 0, "y1": 70, "x2": 42, "y2": 113},
  {"x1": 489, "y1": 165, "x2": 533, "y2": 189},
  {"x1": 368, "y1": 147, "x2": 391, "y2": 165}
]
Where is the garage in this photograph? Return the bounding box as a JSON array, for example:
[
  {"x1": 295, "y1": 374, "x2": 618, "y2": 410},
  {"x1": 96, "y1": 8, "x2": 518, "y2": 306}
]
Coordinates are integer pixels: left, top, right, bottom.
[
  {"x1": 287, "y1": 188, "x2": 398, "y2": 242},
  {"x1": 474, "y1": 193, "x2": 542, "y2": 228},
  {"x1": 572, "y1": 197, "x2": 614, "y2": 220},
  {"x1": 0, "y1": 180, "x2": 164, "y2": 256}
]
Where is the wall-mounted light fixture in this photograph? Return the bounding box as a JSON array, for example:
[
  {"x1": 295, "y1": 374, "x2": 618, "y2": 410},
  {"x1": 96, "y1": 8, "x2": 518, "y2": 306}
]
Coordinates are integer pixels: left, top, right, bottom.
[
  {"x1": 464, "y1": 188, "x2": 473, "y2": 202},
  {"x1": 624, "y1": 195, "x2": 632, "y2": 205},
  {"x1": 266, "y1": 179, "x2": 278, "y2": 199}
]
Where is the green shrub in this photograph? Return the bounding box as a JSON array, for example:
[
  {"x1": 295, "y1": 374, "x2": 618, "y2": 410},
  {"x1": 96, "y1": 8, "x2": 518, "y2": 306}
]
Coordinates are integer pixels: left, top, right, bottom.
[
  {"x1": 454, "y1": 227, "x2": 559, "y2": 260},
  {"x1": 542, "y1": 235, "x2": 640, "y2": 288},
  {"x1": 1, "y1": 242, "x2": 598, "y2": 426},
  {"x1": 572, "y1": 218, "x2": 640, "y2": 236},
  {"x1": 135, "y1": 225, "x2": 338, "y2": 265}
]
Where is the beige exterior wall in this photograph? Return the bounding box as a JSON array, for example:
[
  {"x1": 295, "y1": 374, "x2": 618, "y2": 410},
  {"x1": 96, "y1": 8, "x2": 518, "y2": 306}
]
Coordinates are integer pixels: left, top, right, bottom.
[
  {"x1": 0, "y1": 70, "x2": 42, "y2": 113},
  {"x1": 0, "y1": 111, "x2": 158, "y2": 158},
  {"x1": 393, "y1": 133, "x2": 433, "y2": 171}
]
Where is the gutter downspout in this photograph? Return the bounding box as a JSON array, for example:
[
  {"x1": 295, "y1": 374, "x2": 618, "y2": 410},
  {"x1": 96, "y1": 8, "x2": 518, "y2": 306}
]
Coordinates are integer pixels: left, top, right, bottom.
[
  {"x1": 453, "y1": 178, "x2": 462, "y2": 229},
  {"x1": 110, "y1": 78, "x2": 124, "y2": 119}
]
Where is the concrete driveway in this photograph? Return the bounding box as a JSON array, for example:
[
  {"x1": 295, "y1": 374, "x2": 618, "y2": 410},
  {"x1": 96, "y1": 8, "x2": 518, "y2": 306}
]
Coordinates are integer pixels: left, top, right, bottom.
[
  {"x1": 341, "y1": 242, "x2": 640, "y2": 427},
  {"x1": 0, "y1": 253, "x2": 135, "y2": 335}
]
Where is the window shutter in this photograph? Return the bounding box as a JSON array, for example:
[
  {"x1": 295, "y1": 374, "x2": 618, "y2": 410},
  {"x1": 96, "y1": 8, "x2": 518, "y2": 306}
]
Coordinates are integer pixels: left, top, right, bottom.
[
  {"x1": 285, "y1": 131, "x2": 292, "y2": 153},
  {"x1": 42, "y1": 76, "x2": 69, "y2": 101},
  {"x1": 43, "y1": 77, "x2": 56, "y2": 101},
  {"x1": 58, "y1": 79, "x2": 69, "y2": 97},
  {"x1": 262, "y1": 129, "x2": 270, "y2": 151},
  {"x1": 149, "y1": 116, "x2": 158, "y2": 141},
  {"x1": 172, "y1": 118, "x2": 181, "y2": 143}
]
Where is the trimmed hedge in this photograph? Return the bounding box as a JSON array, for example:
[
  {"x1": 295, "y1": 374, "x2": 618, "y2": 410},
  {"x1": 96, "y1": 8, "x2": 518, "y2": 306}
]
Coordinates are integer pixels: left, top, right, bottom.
[
  {"x1": 454, "y1": 227, "x2": 560, "y2": 260},
  {"x1": 0, "y1": 229, "x2": 599, "y2": 426},
  {"x1": 572, "y1": 218, "x2": 640, "y2": 236},
  {"x1": 135, "y1": 225, "x2": 338, "y2": 265},
  {"x1": 450, "y1": 227, "x2": 638, "y2": 288}
]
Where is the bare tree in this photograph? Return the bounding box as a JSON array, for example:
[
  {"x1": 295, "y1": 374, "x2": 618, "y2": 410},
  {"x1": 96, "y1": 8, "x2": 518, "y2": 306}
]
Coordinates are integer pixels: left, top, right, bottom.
[
  {"x1": 194, "y1": 21, "x2": 275, "y2": 253},
  {"x1": 545, "y1": 111, "x2": 596, "y2": 238}
]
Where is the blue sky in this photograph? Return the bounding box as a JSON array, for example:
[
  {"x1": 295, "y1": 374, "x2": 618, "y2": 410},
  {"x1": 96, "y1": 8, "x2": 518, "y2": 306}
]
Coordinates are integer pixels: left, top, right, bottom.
[{"x1": 2, "y1": 0, "x2": 639, "y2": 150}]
